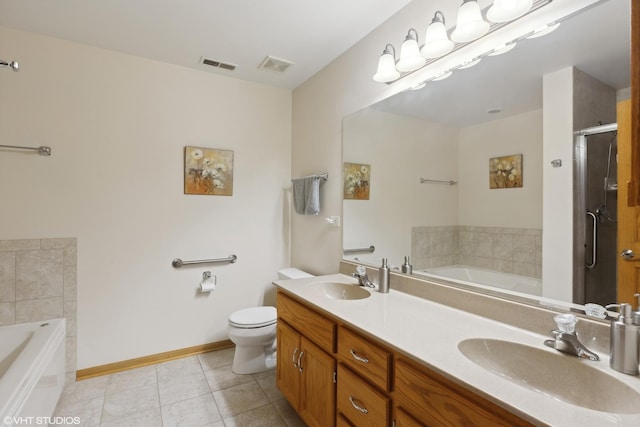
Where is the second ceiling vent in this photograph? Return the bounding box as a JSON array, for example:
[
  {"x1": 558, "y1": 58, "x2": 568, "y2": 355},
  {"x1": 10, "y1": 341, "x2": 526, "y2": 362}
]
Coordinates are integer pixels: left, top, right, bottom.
[
  {"x1": 258, "y1": 56, "x2": 294, "y2": 73},
  {"x1": 200, "y1": 57, "x2": 236, "y2": 71}
]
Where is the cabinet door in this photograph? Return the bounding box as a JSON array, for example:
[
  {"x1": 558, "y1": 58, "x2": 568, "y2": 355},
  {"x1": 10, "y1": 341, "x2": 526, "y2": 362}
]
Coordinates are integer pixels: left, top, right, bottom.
[
  {"x1": 394, "y1": 407, "x2": 426, "y2": 427},
  {"x1": 299, "y1": 336, "x2": 337, "y2": 427},
  {"x1": 276, "y1": 320, "x2": 301, "y2": 410}
]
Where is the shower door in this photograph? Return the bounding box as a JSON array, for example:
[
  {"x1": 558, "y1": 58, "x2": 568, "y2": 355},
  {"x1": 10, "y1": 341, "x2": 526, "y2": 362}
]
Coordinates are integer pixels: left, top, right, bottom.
[{"x1": 574, "y1": 124, "x2": 618, "y2": 306}]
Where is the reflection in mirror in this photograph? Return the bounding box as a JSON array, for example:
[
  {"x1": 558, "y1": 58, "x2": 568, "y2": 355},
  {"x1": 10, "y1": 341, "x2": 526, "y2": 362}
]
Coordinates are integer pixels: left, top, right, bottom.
[{"x1": 342, "y1": 0, "x2": 630, "y2": 309}]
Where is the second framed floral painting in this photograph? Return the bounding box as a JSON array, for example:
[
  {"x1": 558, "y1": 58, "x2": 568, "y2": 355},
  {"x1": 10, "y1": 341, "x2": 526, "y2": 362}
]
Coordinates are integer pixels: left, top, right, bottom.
[{"x1": 184, "y1": 146, "x2": 234, "y2": 196}]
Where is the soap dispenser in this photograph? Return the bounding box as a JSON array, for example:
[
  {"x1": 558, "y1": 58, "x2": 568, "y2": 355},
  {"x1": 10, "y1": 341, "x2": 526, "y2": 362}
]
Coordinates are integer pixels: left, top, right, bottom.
[
  {"x1": 609, "y1": 303, "x2": 640, "y2": 375},
  {"x1": 378, "y1": 258, "x2": 390, "y2": 293},
  {"x1": 401, "y1": 256, "x2": 413, "y2": 274}
]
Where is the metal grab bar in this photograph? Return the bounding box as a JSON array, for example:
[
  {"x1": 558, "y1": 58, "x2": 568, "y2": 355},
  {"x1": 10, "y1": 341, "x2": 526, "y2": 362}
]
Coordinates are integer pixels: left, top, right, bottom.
[
  {"x1": 344, "y1": 245, "x2": 375, "y2": 254},
  {"x1": 586, "y1": 212, "x2": 597, "y2": 269},
  {"x1": 419, "y1": 177, "x2": 457, "y2": 185},
  {"x1": 172, "y1": 254, "x2": 237, "y2": 268},
  {"x1": 0, "y1": 144, "x2": 52, "y2": 156}
]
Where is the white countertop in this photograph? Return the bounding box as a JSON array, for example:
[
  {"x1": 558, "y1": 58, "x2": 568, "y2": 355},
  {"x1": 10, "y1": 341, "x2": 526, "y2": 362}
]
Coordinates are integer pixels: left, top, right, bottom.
[{"x1": 274, "y1": 274, "x2": 640, "y2": 427}]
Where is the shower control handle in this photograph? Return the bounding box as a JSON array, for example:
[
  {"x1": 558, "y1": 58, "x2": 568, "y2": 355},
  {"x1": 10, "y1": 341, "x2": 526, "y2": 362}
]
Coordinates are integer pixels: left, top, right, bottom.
[{"x1": 621, "y1": 249, "x2": 636, "y2": 260}]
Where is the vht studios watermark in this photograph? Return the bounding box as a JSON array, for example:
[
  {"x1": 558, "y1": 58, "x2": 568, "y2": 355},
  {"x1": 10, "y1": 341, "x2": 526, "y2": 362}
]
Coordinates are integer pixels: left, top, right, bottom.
[{"x1": 3, "y1": 416, "x2": 81, "y2": 425}]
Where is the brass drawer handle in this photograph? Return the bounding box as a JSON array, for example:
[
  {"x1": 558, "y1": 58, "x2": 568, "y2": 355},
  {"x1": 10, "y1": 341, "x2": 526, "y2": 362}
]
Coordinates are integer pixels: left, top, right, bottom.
[
  {"x1": 349, "y1": 396, "x2": 369, "y2": 414},
  {"x1": 350, "y1": 349, "x2": 370, "y2": 364}
]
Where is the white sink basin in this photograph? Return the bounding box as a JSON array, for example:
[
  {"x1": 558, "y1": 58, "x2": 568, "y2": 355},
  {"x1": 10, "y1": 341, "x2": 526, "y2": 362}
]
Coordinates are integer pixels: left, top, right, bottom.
[
  {"x1": 458, "y1": 338, "x2": 640, "y2": 414},
  {"x1": 314, "y1": 282, "x2": 371, "y2": 300}
]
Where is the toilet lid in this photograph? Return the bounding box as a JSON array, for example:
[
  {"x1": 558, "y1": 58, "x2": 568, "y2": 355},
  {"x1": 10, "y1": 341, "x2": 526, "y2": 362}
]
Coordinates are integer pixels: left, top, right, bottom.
[{"x1": 229, "y1": 306, "x2": 277, "y2": 328}]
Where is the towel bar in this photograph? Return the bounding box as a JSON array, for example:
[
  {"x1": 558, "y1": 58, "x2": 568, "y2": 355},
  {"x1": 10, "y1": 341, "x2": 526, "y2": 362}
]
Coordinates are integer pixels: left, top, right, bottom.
[
  {"x1": 172, "y1": 254, "x2": 237, "y2": 268},
  {"x1": 344, "y1": 245, "x2": 375, "y2": 254}
]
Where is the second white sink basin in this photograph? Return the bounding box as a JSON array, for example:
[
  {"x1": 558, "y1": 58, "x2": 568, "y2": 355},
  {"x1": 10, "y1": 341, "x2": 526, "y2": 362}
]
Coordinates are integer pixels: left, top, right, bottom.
[
  {"x1": 458, "y1": 338, "x2": 640, "y2": 414},
  {"x1": 314, "y1": 282, "x2": 370, "y2": 300}
]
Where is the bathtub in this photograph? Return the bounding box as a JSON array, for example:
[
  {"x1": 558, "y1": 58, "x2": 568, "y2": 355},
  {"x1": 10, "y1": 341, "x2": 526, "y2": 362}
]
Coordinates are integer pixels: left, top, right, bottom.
[
  {"x1": 415, "y1": 265, "x2": 542, "y2": 297},
  {"x1": 0, "y1": 319, "x2": 66, "y2": 426}
]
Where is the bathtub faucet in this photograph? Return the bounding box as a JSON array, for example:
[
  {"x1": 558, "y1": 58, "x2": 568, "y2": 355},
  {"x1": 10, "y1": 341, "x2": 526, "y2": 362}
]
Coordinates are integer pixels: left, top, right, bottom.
[
  {"x1": 353, "y1": 265, "x2": 375, "y2": 288},
  {"x1": 543, "y1": 314, "x2": 599, "y2": 361}
]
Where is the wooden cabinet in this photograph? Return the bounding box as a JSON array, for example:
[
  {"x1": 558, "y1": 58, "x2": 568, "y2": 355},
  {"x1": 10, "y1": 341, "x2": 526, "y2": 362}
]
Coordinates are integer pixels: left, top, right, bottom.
[
  {"x1": 337, "y1": 364, "x2": 390, "y2": 427},
  {"x1": 276, "y1": 292, "x2": 336, "y2": 427},
  {"x1": 276, "y1": 289, "x2": 531, "y2": 427},
  {"x1": 337, "y1": 325, "x2": 392, "y2": 392},
  {"x1": 394, "y1": 358, "x2": 533, "y2": 427}
]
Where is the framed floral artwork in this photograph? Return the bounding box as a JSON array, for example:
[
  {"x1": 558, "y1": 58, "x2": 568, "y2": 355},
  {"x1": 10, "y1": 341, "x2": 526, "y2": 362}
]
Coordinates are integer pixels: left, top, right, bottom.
[
  {"x1": 489, "y1": 154, "x2": 522, "y2": 189},
  {"x1": 343, "y1": 162, "x2": 370, "y2": 200},
  {"x1": 184, "y1": 146, "x2": 234, "y2": 196}
]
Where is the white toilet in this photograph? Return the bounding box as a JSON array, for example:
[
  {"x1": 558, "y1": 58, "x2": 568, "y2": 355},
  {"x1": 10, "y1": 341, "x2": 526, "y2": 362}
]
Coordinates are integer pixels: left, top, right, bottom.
[{"x1": 228, "y1": 267, "x2": 313, "y2": 374}]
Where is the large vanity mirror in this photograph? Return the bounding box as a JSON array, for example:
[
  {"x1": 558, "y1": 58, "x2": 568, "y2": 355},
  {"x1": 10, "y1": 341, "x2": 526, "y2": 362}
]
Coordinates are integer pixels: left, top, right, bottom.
[{"x1": 342, "y1": 0, "x2": 631, "y2": 311}]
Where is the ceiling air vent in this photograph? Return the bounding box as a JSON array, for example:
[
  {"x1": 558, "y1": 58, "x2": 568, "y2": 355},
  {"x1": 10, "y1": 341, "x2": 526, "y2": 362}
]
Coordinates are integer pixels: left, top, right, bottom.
[
  {"x1": 258, "y1": 55, "x2": 294, "y2": 73},
  {"x1": 199, "y1": 57, "x2": 236, "y2": 71}
]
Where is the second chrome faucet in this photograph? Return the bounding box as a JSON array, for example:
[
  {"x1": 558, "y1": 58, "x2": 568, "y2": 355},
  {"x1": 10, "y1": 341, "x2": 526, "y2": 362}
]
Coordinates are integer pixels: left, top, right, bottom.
[{"x1": 544, "y1": 314, "x2": 600, "y2": 361}]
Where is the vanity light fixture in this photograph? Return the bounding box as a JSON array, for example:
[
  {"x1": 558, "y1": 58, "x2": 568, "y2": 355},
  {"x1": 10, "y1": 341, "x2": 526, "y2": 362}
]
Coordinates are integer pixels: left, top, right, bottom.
[
  {"x1": 421, "y1": 11, "x2": 454, "y2": 59},
  {"x1": 489, "y1": 42, "x2": 517, "y2": 56},
  {"x1": 527, "y1": 22, "x2": 560, "y2": 39},
  {"x1": 409, "y1": 81, "x2": 427, "y2": 91},
  {"x1": 458, "y1": 57, "x2": 482, "y2": 69},
  {"x1": 487, "y1": 0, "x2": 533, "y2": 23},
  {"x1": 397, "y1": 29, "x2": 426, "y2": 72},
  {"x1": 373, "y1": 44, "x2": 400, "y2": 83},
  {"x1": 451, "y1": 0, "x2": 490, "y2": 43},
  {"x1": 432, "y1": 70, "x2": 453, "y2": 81}
]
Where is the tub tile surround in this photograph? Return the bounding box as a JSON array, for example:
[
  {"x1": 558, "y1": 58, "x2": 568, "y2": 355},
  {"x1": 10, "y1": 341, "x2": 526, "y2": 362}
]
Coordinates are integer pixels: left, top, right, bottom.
[
  {"x1": 412, "y1": 225, "x2": 542, "y2": 278},
  {"x1": 53, "y1": 348, "x2": 304, "y2": 427},
  {"x1": 0, "y1": 238, "x2": 77, "y2": 374}
]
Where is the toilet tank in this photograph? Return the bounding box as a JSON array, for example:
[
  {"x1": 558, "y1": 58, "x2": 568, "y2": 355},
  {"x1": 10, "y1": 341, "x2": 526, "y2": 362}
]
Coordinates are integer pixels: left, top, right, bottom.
[{"x1": 277, "y1": 268, "x2": 314, "y2": 280}]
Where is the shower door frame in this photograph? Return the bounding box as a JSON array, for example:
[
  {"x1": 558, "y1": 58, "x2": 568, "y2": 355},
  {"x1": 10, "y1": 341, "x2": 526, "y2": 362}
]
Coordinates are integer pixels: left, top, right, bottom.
[{"x1": 573, "y1": 123, "x2": 618, "y2": 304}]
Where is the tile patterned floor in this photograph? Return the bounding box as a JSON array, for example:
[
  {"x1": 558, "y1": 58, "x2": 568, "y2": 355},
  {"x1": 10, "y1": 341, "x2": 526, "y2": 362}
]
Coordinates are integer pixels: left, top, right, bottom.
[{"x1": 54, "y1": 348, "x2": 306, "y2": 427}]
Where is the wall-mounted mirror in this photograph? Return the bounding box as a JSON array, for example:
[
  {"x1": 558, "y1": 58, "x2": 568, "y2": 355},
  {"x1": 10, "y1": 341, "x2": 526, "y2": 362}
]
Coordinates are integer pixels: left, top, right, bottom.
[{"x1": 342, "y1": 0, "x2": 631, "y2": 309}]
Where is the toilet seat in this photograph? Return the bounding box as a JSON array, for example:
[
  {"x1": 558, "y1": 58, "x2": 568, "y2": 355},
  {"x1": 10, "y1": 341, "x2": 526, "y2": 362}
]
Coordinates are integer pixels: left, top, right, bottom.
[{"x1": 229, "y1": 306, "x2": 277, "y2": 329}]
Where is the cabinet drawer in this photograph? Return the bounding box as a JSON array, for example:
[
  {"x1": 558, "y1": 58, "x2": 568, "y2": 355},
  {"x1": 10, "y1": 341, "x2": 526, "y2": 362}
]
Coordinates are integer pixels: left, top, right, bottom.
[
  {"x1": 395, "y1": 359, "x2": 532, "y2": 427},
  {"x1": 337, "y1": 364, "x2": 390, "y2": 427},
  {"x1": 277, "y1": 291, "x2": 336, "y2": 353},
  {"x1": 338, "y1": 326, "x2": 391, "y2": 391}
]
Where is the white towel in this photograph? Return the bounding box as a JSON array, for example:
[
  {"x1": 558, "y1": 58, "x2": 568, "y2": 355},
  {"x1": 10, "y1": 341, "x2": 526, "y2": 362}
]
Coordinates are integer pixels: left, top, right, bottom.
[{"x1": 292, "y1": 176, "x2": 320, "y2": 215}]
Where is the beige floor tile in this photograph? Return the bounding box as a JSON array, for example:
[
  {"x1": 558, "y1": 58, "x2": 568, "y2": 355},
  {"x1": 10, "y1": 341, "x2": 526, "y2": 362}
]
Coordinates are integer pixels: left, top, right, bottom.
[
  {"x1": 197, "y1": 348, "x2": 235, "y2": 371},
  {"x1": 272, "y1": 398, "x2": 306, "y2": 427},
  {"x1": 160, "y1": 393, "x2": 222, "y2": 427},
  {"x1": 255, "y1": 372, "x2": 284, "y2": 402},
  {"x1": 54, "y1": 395, "x2": 103, "y2": 427},
  {"x1": 212, "y1": 381, "x2": 270, "y2": 418},
  {"x1": 100, "y1": 407, "x2": 162, "y2": 427},
  {"x1": 102, "y1": 384, "x2": 159, "y2": 423},
  {"x1": 203, "y1": 365, "x2": 254, "y2": 392},
  {"x1": 157, "y1": 370, "x2": 210, "y2": 406},
  {"x1": 156, "y1": 356, "x2": 203, "y2": 383},
  {"x1": 223, "y1": 403, "x2": 287, "y2": 427},
  {"x1": 59, "y1": 376, "x2": 108, "y2": 406},
  {"x1": 106, "y1": 365, "x2": 157, "y2": 395}
]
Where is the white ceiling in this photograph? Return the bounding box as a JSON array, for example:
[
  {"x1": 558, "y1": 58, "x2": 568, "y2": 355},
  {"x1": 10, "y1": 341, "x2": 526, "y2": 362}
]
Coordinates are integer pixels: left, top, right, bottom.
[{"x1": 0, "y1": 0, "x2": 414, "y2": 89}]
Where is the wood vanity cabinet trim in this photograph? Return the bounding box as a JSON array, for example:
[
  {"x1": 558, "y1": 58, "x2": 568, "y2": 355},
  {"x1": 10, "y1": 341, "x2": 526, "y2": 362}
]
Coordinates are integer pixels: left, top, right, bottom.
[
  {"x1": 277, "y1": 291, "x2": 336, "y2": 353},
  {"x1": 337, "y1": 325, "x2": 392, "y2": 392},
  {"x1": 394, "y1": 357, "x2": 534, "y2": 427}
]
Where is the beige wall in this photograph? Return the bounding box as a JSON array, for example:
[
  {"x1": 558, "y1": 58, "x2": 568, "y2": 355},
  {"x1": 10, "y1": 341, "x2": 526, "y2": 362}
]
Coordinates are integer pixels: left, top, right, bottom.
[
  {"x1": 0, "y1": 27, "x2": 292, "y2": 369},
  {"x1": 458, "y1": 109, "x2": 543, "y2": 228}
]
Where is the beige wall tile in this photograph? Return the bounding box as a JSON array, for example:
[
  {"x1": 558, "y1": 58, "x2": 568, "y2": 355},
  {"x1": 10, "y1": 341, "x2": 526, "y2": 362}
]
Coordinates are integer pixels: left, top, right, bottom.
[
  {"x1": 0, "y1": 302, "x2": 16, "y2": 326},
  {"x1": 0, "y1": 239, "x2": 40, "y2": 252},
  {"x1": 63, "y1": 264, "x2": 77, "y2": 302},
  {"x1": 15, "y1": 296, "x2": 63, "y2": 323},
  {"x1": 15, "y1": 250, "x2": 64, "y2": 300},
  {"x1": 0, "y1": 252, "x2": 16, "y2": 302}
]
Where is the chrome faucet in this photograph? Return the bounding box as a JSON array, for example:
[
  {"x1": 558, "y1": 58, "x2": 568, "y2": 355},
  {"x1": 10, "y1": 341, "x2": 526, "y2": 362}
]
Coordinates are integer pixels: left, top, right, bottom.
[
  {"x1": 543, "y1": 314, "x2": 600, "y2": 361},
  {"x1": 352, "y1": 265, "x2": 375, "y2": 288}
]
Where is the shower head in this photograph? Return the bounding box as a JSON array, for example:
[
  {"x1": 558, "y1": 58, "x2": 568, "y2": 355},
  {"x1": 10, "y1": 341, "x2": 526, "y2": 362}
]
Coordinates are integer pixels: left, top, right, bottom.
[{"x1": 0, "y1": 60, "x2": 19, "y2": 72}]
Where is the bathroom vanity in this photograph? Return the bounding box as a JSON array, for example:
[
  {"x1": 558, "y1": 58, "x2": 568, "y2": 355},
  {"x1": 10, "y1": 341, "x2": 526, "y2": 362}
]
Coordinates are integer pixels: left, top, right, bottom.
[{"x1": 274, "y1": 273, "x2": 640, "y2": 427}]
